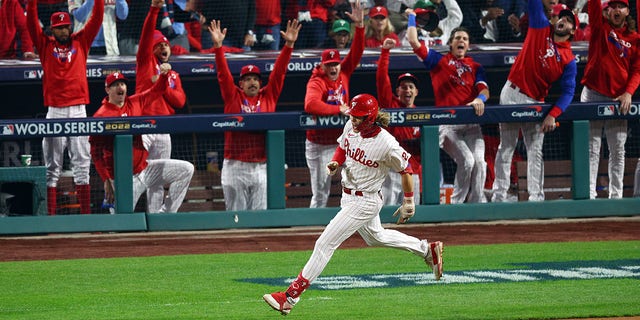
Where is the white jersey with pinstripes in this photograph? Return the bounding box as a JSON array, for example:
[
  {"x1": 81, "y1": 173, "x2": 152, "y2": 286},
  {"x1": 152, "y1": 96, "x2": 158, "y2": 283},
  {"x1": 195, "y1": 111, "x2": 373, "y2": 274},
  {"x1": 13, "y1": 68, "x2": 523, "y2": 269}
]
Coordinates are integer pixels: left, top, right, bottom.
[{"x1": 338, "y1": 121, "x2": 411, "y2": 193}]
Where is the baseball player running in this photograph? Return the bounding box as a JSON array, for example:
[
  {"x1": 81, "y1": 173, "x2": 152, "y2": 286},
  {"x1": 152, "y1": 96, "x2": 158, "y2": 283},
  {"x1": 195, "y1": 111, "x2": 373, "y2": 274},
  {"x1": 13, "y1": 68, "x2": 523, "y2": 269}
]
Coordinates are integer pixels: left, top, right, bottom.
[
  {"x1": 208, "y1": 19, "x2": 301, "y2": 211},
  {"x1": 90, "y1": 67, "x2": 194, "y2": 213},
  {"x1": 136, "y1": 0, "x2": 187, "y2": 213},
  {"x1": 263, "y1": 94, "x2": 444, "y2": 315},
  {"x1": 407, "y1": 10, "x2": 489, "y2": 204},
  {"x1": 304, "y1": 0, "x2": 364, "y2": 208},
  {"x1": 27, "y1": 0, "x2": 104, "y2": 215},
  {"x1": 491, "y1": 0, "x2": 578, "y2": 202},
  {"x1": 377, "y1": 38, "x2": 422, "y2": 206},
  {"x1": 580, "y1": 0, "x2": 640, "y2": 199}
]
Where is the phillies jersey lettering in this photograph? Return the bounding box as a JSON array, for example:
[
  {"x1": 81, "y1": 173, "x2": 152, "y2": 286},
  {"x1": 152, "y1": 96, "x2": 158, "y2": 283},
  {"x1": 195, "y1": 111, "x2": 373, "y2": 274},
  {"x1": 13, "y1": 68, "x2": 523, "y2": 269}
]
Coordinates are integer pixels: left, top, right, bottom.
[
  {"x1": 608, "y1": 31, "x2": 632, "y2": 58},
  {"x1": 344, "y1": 138, "x2": 379, "y2": 168},
  {"x1": 326, "y1": 84, "x2": 346, "y2": 105},
  {"x1": 241, "y1": 99, "x2": 261, "y2": 113},
  {"x1": 52, "y1": 46, "x2": 77, "y2": 63}
]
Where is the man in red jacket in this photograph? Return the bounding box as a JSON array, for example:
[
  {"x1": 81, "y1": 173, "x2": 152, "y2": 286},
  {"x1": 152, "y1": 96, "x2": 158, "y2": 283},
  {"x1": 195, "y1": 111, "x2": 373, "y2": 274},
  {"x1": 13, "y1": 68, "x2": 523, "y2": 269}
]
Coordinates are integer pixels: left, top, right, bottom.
[
  {"x1": 208, "y1": 19, "x2": 301, "y2": 211},
  {"x1": 0, "y1": 0, "x2": 35, "y2": 58},
  {"x1": 136, "y1": 0, "x2": 187, "y2": 213},
  {"x1": 90, "y1": 67, "x2": 194, "y2": 213},
  {"x1": 377, "y1": 38, "x2": 422, "y2": 206},
  {"x1": 304, "y1": 0, "x2": 364, "y2": 208},
  {"x1": 27, "y1": 0, "x2": 103, "y2": 215},
  {"x1": 580, "y1": 0, "x2": 640, "y2": 199}
]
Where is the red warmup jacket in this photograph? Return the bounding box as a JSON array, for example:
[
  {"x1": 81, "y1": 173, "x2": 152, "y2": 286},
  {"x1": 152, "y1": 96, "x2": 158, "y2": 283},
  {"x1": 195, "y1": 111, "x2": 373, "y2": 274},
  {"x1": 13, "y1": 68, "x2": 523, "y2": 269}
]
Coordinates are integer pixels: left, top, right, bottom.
[
  {"x1": 0, "y1": 0, "x2": 34, "y2": 58},
  {"x1": 376, "y1": 47, "x2": 421, "y2": 176},
  {"x1": 136, "y1": 5, "x2": 186, "y2": 116},
  {"x1": 27, "y1": 0, "x2": 103, "y2": 108},
  {"x1": 307, "y1": 0, "x2": 336, "y2": 22},
  {"x1": 365, "y1": 33, "x2": 400, "y2": 48},
  {"x1": 256, "y1": 0, "x2": 281, "y2": 26},
  {"x1": 581, "y1": 0, "x2": 640, "y2": 98},
  {"x1": 90, "y1": 74, "x2": 168, "y2": 181},
  {"x1": 305, "y1": 26, "x2": 364, "y2": 145},
  {"x1": 215, "y1": 45, "x2": 293, "y2": 162}
]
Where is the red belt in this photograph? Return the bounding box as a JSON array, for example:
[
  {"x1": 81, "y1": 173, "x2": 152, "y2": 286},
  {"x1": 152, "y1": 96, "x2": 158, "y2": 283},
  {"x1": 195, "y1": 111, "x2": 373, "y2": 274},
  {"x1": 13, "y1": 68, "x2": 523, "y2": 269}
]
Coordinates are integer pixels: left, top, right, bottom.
[
  {"x1": 509, "y1": 81, "x2": 518, "y2": 90},
  {"x1": 343, "y1": 187, "x2": 364, "y2": 196}
]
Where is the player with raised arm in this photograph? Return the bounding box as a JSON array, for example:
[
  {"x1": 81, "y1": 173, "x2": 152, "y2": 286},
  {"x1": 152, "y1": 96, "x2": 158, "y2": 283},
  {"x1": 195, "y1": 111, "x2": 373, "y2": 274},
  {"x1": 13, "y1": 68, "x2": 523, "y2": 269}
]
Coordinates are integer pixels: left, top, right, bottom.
[
  {"x1": 304, "y1": 0, "x2": 364, "y2": 208},
  {"x1": 136, "y1": 0, "x2": 187, "y2": 213},
  {"x1": 27, "y1": 0, "x2": 103, "y2": 215},
  {"x1": 263, "y1": 94, "x2": 443, "y2": 315},
  {"x1": 208, "y1": 19, "x2": 301, "y2": 211},
  {"x1": 580, "y1": 0, "x2": 640, "y2": 199},
  {"x1": 90, "y1": 65, "x2": 194, "y2": 213},
  {"x1": 491, "y1": 0, "x2": 578, "y2": 202},
  {"x1": 377, "y1": 38, "x2": 422, "y2": 206},
  {"x1": 406, "y1": 10, "x2": 489, "y2": 204}
]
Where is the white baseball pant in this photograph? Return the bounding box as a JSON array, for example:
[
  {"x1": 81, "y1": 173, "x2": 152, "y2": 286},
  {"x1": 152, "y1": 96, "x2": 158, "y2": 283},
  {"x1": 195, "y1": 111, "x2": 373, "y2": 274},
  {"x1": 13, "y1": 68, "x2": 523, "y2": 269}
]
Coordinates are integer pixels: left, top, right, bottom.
[
  {"x1": 440, "y1": 124, "x2": 487, "y2": 203},
  {"x1": 492, "y1": 81, "x2": 545, "y2": 202},
  {"x1": 300, "y1": 190, "x2": 429, "y2": 282},
  {"x1": 305, "y1": 139, "x2": 336, "y2": 208},
  {"x1": 381, "y1": 171, "x2": 421, "y2": 205},
  {"x1": 132, "y1": 159, "x2": 194, "y2": 213},
  {"x1": 43, "y1": 105, "x2": 91, "y2": 187},
  {"x1": 142, "y1": 133, "x2": 173, "y2": 213},
  {"x1": 221, "y1": 159, "x2": 267, "y2": 211},
  {"x1": 581, "y1": 87, "x2": 627, "y2": 199}
]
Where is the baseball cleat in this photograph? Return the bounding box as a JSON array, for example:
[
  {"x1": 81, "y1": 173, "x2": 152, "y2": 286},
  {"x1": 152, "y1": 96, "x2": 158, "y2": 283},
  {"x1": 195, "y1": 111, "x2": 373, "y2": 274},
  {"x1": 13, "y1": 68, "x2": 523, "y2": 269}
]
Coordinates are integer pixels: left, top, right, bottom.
[
  {"x1": 425, "y1": 241, "x2": 444, "y2": 280},
  {"x1": 263, "y1": 292, "x2": 298, "y2": 315}
]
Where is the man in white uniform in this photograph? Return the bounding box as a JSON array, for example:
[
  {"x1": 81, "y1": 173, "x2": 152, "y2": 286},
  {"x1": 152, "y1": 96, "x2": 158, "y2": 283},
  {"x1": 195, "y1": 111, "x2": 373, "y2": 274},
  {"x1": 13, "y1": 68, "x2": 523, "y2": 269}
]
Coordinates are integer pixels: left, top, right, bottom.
[{"x1": 263, "y1": 94, "x2": 444, "y2": 315}]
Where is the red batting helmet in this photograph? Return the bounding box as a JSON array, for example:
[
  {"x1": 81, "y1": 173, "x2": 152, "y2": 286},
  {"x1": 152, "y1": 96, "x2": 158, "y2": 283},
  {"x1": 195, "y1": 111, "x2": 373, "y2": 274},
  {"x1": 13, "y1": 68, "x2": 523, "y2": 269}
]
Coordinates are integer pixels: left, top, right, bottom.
[{"x1": 347, "y1": 94, "x2": 379, "y2": 125}]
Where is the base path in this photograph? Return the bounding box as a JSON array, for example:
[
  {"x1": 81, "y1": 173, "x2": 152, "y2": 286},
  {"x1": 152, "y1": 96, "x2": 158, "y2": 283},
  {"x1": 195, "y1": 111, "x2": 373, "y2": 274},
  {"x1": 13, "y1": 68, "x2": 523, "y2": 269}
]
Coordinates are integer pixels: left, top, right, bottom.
[{"x1": 1, "y1": 217, "x2": 639, "y2": 262}]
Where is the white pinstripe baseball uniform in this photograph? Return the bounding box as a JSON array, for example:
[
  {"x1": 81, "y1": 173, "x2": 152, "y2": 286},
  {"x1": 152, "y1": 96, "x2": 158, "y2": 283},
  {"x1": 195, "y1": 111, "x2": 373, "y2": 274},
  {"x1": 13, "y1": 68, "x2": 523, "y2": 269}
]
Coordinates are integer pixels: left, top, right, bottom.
[{"x1": 300, "y1": 120, "x2": 430, "y2": 283}]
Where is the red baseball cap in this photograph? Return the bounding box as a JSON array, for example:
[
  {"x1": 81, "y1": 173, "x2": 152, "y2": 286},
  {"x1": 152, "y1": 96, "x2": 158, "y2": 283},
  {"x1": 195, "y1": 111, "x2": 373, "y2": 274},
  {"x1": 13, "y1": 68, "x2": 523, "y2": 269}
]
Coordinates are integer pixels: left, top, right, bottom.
[
  {"x1": 153, "y1": 30, "x2": 170, "y2": 48},
  {"x1": 552, "y1": 4, "x2": 580, "y2": 29},
  {"x1": 240, "y1": 64, "x2": 261, "y2": 78},
  {"x1": 105, "y1": 72, "x2": 128, "y2": 87},
  {"x1": 397, "y1": 73, "x2": 419, "y2": 86},
  {"x1": 608, "y1": 0, "x2": 629, "y2": 6},
  {"x1": 321, "y1": 49, "x2": 341, "y2": 64},
  {"x1": 369, "y1": 6, "x2": 388, "y2": 18},
  {"x1": 50, "y1": 12, "x2": 71, "y2": 28}
]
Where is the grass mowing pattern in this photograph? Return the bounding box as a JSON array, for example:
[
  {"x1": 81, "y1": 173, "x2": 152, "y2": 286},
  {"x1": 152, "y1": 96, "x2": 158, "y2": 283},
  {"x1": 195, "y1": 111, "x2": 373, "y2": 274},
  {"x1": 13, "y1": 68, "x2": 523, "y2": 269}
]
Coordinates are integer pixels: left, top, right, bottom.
[{"x1": 0, "y1": 241, "x2": 638, "y2": 319}]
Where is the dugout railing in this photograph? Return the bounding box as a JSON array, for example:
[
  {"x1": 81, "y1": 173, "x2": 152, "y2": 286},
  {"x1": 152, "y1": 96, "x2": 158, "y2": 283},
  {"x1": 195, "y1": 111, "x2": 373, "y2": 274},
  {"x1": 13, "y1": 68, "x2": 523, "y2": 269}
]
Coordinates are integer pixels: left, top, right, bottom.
[{"x1": 0, "y1": 102, "x2": 639, "y2": 235}]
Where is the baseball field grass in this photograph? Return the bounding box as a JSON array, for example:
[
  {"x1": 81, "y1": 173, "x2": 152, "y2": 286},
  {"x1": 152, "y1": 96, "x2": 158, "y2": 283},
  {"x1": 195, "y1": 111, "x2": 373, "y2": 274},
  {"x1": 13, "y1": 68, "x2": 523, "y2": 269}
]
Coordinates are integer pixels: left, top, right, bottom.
[{"x1": 1, "y1": 240, "x2": 639, "y2": 320}]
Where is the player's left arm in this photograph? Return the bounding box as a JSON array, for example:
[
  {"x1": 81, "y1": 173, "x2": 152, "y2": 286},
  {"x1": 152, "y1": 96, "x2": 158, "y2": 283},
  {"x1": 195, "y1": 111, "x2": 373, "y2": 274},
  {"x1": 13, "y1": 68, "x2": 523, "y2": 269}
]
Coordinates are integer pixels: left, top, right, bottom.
[
  {"x1": 79, "y1": 0, "x2": 104, "y2": 48},
  {"x1": 394, "y1": 165, "x2": 415, "y2": 224},
  {"x1": 467, "y1": 65, "x2": 489, "y2": 116},
  {"x1": 163, "y1": 72, "x2": 186, "y2": 109},
  {"x1": 543, "y1": 60, "x2": 577, "y2": 132}
]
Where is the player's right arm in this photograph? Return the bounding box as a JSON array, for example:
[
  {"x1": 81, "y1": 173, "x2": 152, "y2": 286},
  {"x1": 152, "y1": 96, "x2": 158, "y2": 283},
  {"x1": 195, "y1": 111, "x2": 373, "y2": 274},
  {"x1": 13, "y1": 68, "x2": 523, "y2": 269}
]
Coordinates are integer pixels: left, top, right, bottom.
[
  {"x1": 376, "y1": 40, "x2": 395, "y2": 108},
  {"x1": 304, "y1": 78, "x2": 343, "y2": 115},
  {"x1": 26, "y1": 0, "x2": 44, "y2": 53},
  {"x1": 209, "y1": 20, "x2": 241, "y2": 113},
  {"x1": 529, "y1": 0, "x2": 549, "y2": 29},
  {"x1": 136, "y1": 0, "x2": 163, "y2": 89}
]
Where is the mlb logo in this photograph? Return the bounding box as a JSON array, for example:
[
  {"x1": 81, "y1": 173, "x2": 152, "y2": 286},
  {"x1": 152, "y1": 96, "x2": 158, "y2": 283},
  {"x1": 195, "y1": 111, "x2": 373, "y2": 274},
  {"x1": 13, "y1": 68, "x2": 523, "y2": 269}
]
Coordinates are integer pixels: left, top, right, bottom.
[
  {"x1": 597, "y1": 105, "x2": 616, "y2": 116},
  {"x1": 300, "y1": 115, "x2": 317, "y2": 126},
  {"x1": 504, "y1": 55, "x2": 516, "y2": 65},
  {"x1": 0, "y1": 124, "x2": 15, "y2": 135},
  {"x1": 24, "y1": 70, "x2": 38, "y2": 79}
]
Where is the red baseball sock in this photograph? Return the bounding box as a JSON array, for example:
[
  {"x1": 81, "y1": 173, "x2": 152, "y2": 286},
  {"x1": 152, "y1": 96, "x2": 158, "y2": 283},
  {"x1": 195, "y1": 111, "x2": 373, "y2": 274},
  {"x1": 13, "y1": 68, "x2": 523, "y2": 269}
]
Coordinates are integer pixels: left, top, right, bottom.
[
  {"x1": 47, "y1": 187, "x2": 57, "y2": 215},
  {"x1": 76, "y1": 184, "x2": 91, "y2": 214},
  {"x1": 285, "y1": 273, "x2": 310, "y2": 299}
]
